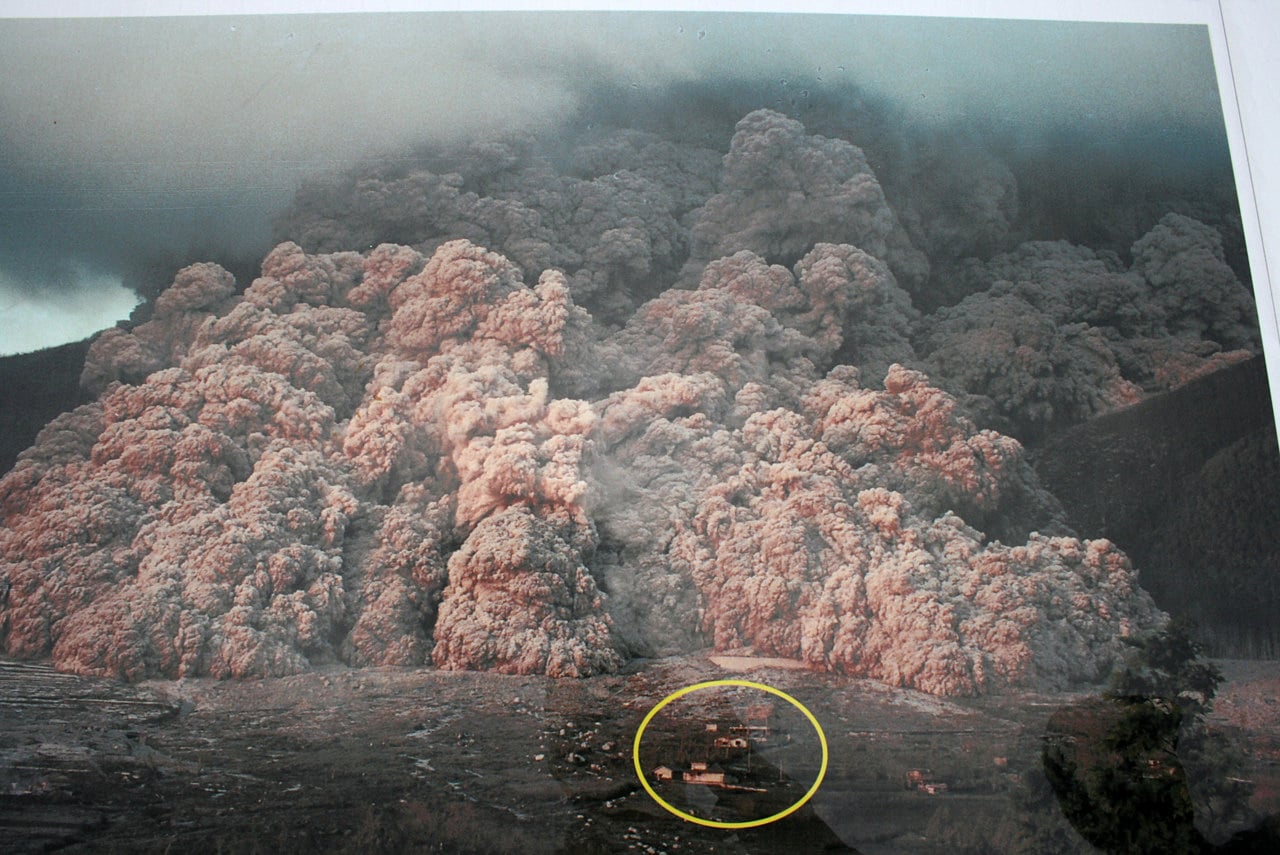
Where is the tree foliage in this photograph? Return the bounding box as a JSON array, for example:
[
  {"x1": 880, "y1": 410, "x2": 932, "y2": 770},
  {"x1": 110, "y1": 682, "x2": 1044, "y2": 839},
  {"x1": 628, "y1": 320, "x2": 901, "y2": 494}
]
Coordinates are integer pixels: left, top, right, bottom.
[{"x1": 1042, "y1": 619, "x2": 1272, "y2": 853}]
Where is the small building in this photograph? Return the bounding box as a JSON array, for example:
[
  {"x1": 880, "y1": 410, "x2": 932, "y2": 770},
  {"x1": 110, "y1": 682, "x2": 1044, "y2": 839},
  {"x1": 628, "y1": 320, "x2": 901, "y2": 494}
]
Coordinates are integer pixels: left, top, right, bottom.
[
  {"x1": 729, "y1": 723, "x2": 772, "y2": 743},
  {"x1": 907, "y1": 768, "x2": 949, "y2": 794},
  {"x1": 652, "y1": 765, "x2": 674, "y2": 781},
  {"x1": 714, "y1": 735, "x2": 749, "y2": 750},
  {"x1": 906, "y1": 769, "x2": 931, "y2": 789},
  {"x1": 683, "y1": 763, "x2": 727, "y2": 786}
]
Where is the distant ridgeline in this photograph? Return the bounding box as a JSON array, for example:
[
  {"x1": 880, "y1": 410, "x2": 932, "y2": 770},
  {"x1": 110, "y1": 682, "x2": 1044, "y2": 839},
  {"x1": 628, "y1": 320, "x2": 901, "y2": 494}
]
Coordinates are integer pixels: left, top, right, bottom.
[{"x1": 0, "y1": 109, "x2": 1263, "y2": 691}]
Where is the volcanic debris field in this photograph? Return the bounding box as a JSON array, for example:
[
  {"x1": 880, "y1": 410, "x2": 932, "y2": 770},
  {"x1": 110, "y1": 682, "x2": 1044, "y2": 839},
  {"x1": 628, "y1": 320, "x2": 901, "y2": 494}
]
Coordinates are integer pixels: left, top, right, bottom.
[
  {"x1": 1, "y1": 91, "x2": 1278, "y2": 851},
  {"x1": 3, "y1": 655, "x2": 1279, "y2": 853}
]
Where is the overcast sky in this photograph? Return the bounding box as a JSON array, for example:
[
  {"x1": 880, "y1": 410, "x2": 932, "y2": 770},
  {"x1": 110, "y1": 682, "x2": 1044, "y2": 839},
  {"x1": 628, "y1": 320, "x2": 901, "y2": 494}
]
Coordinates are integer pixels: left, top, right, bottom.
[{"x1": 0, "y1": 3, "x2": 1251, "y2": 355}]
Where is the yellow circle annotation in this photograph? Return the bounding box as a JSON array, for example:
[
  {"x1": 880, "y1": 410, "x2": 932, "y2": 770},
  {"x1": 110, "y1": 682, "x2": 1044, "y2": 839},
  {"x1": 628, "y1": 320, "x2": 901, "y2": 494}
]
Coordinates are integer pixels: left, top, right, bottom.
[{"x1": 631, "y1": 678, "x2": 829, "y2": 829}]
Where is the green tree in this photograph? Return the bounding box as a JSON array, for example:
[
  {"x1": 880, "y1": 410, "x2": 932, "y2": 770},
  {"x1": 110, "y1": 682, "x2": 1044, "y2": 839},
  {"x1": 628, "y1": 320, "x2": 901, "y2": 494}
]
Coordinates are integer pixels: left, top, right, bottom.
[
  {"x1": 1107, "y1": 618, "x2": 1222, "y2": 721},
  {"x1": 1041, "y1": 619, "x2": 1261, "y2": 853}
]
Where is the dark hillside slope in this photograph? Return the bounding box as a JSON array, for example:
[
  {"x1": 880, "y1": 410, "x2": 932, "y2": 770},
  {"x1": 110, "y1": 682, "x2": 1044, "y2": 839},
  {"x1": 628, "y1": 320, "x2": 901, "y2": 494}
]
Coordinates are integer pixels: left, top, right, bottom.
[
  {"x1": 1033, "y1": 355, "x2": 1279, "y2": 655},
  {"x1": 0, "y1": 338, "x2": 91, "y2": 476}
]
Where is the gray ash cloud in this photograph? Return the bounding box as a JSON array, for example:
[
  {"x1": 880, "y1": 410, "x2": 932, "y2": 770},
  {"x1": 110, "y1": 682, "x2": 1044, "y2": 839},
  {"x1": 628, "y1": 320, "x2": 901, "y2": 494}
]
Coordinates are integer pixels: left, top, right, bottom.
[{"x1": 0, "y1": 12, "x2": 1263, "y2": 693}]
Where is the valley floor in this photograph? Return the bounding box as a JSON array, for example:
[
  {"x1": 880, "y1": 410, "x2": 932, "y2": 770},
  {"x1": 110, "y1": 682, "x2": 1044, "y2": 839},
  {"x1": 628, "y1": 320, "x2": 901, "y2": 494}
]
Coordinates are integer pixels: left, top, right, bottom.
[{"x1": 2, "y1": 655, "x2": 1277, "y2": 853}]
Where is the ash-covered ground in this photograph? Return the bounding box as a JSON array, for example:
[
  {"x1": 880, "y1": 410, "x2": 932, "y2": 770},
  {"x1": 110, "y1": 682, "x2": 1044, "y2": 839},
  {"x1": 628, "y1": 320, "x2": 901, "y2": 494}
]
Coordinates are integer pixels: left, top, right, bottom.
[{"x1": 3, "y1": 655, "x2": 1278, "y2": 853}]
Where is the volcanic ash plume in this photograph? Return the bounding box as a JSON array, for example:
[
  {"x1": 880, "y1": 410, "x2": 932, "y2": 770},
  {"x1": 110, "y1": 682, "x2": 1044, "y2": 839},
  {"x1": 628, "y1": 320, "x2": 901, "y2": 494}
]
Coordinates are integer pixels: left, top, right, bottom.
[{"x1": 8, "y1": 107, "x2": 1255, "y2": 695}]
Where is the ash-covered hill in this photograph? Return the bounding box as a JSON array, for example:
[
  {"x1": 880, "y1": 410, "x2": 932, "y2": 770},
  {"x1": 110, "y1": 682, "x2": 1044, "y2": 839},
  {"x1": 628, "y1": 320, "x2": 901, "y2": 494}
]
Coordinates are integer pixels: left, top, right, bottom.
[
  {"x1": 1034, "y1": 355, "x2": 1280, "y2": 656},
  {"x1": 0, "y1": 340, "x2": 92, "y2": 476},
  {"x1": 1, "y1": 109, "x2": 1264, "y2": 695}
]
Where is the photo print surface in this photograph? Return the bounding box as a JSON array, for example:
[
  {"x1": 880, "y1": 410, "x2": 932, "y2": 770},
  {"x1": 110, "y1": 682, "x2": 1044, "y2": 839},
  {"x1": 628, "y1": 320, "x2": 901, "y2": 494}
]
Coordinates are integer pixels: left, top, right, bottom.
[{"x1": 2, "y1": 2, "x2": 1278, "y2": 852}]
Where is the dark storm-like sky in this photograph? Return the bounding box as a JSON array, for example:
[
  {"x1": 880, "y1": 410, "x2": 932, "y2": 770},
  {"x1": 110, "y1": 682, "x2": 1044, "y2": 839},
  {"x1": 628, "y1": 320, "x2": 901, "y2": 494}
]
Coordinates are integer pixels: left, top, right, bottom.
[{"x1": 0, "y1": 5, "x2": 1232, "y2": 355}]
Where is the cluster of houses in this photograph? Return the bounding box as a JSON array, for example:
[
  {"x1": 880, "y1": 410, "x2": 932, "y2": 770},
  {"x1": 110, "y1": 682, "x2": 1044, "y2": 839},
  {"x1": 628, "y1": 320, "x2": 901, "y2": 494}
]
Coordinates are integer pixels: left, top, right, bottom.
[{"x1": 648, "y1": 704, "x2": 779, "y2": 793}]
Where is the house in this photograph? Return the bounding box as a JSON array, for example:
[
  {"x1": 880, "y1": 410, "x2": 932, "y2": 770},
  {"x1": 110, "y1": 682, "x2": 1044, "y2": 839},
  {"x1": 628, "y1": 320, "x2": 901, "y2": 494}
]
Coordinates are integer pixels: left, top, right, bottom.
[
  {"x1": 729, "y1": 723, "x2": 772, "y2": 743},
  {"x1": 683, "y1": 762, "x2": 728, "y2": 786},
  {"x1": 652, "y1": 761, "x2": 729, "y2": 787},
  {"x1": 907, "y1": 768, "x2": 950, "y2": 794},
  {"x1": 906, "y1": 769, "x2": 931, "y2": 789}
]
